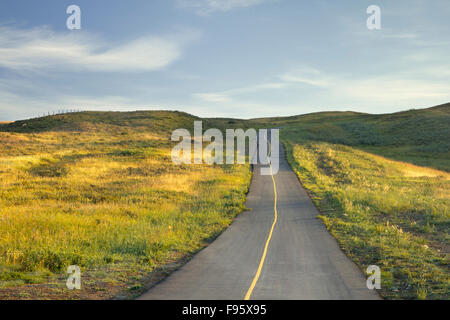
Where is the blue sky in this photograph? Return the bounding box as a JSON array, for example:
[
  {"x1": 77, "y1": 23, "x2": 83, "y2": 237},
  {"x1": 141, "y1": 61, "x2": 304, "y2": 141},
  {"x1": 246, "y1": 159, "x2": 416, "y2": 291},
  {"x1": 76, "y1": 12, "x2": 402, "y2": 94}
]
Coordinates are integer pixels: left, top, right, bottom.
[{"x1": 0, "y1": 0, "x2": 449, "y2": 120}]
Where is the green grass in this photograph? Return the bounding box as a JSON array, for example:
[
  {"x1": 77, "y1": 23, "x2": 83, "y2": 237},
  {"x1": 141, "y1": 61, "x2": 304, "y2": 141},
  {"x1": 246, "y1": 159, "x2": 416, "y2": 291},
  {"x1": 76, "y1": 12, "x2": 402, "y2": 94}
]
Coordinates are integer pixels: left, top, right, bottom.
[
  {"x1": 274, "y1": 103, "x2": 450, "y2": 300},
  {"x1": 284, "y1": 141, "x2": 449, "y2": 299},
  {"x1": 1, "y1": 103, "x2": 448, "y2": 300},
  {"x1": 0, "y1": 111, "x2": 252, "y2": 299}
]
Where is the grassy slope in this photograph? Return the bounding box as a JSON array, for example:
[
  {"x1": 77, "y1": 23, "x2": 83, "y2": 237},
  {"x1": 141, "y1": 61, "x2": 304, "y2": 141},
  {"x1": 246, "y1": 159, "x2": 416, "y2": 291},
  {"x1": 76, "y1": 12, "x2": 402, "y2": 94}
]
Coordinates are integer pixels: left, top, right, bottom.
[
  {"x1": 0, "y1": 112, "x2": 252, "y2": 299},
  {"x1": 1, "y1": 104, "x2": 448, "y2": 300},
  {"x1": 272, "y1": 104, "x2": 449, "y2": 299},
  {"x1": 253, "y1": 103, "x2": 450, "y2": 171}
]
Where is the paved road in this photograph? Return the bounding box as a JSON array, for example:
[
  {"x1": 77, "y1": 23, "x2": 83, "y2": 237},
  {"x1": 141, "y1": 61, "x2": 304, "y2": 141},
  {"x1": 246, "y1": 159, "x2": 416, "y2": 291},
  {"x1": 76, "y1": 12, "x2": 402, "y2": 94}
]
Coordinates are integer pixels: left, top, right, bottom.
[{"x1": 139, "y1": 140, "x2": 380, "y2": 300}]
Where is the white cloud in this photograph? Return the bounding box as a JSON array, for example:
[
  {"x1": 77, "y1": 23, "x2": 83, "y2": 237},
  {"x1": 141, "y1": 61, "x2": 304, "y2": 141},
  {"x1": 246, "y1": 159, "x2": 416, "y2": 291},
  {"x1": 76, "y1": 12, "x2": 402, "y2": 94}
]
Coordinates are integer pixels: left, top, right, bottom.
[
  {"x1": 190, "y1": 64, "x2": 450, "y2": 116},
  {"x1": 0, "y1": 25, "x2": 197, "y2": 72},
  {"x1": 193, "y1": 93, "x2": 232, "y2": 102},
  {"x1": 336, "y1": 76, "x2": 450, "y2": 104},
  {"x1": 230, "y1": 82, "x2": 287, "y2": 93},
  {"x1": 280, "y1": 68, "x2": 331, "y2": 87},
  {"x1": 193, "y1": 81, "x2": 287, "y2": 103},
  {"x1": 279, "y1": 64, "x2": 450, "y2": 107},
  {"x1": 176, "y1": 0, "x2": 273, "y2": 14},
  {"x1": 0, "y1": 87, "x2": 166, "y2": 121},
  {"x1": 382, "y1": 33, "x2": 418, "y2": 39}
]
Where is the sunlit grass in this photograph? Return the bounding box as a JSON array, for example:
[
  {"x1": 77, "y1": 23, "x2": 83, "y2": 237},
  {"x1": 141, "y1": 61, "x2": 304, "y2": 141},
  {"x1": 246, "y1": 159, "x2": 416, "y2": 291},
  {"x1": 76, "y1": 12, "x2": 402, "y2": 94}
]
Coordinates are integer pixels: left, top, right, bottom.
[
  {"x1": 0, "y1": 112, "x2": 252, "y2": 297},
  {"x1": 284, "y1": 139, "x2": 449, "y2": 299},
  {"x1": 211, "y1": 105, "x2": 449, "y2": 299}
]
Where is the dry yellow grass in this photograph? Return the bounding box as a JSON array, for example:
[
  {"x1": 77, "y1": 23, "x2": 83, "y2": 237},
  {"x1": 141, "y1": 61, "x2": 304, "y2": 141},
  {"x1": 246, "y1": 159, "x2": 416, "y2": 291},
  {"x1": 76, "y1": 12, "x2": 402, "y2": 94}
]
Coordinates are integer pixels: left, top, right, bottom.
[
  {"x1": 0, "y1": 112, "x2": 252, "y2": 299},
  {"x1": 367, "y1": 153, "x2": 450, "y2": 179},
  {"x1": 399, "y1": 164, "x2": 450, "y2": 179}
]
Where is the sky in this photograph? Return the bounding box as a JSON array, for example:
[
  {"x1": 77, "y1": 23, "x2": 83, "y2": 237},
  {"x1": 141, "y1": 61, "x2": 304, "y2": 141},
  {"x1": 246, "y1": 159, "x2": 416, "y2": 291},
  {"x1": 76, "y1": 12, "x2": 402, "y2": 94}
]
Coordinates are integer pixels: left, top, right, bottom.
[{"x1": 0, "y1": 0, "x2": 449, "y2": 121}]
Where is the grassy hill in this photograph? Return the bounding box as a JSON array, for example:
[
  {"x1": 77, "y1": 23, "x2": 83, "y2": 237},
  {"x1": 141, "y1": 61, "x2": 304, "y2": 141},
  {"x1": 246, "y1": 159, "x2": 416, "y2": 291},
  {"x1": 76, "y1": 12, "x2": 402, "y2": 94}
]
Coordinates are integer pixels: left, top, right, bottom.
[
  {"x1": 1, "y1": 111, "x2": 199, "y2": 134},
  {"x1": 211, "y1": 103, "x2": 449, "y2": 299},
  {"x1": 251, "y1": 102, "x2": 450, "y2": 171},
  {"x1": 0, "y1": 104, "x2": 448, "y2": 300},
  {"x1": 0, "y1": 111, "x2": 252, "y2": 299},
  {"x1": 265, "y1": 103, "x2": 449, "y2": 300}
]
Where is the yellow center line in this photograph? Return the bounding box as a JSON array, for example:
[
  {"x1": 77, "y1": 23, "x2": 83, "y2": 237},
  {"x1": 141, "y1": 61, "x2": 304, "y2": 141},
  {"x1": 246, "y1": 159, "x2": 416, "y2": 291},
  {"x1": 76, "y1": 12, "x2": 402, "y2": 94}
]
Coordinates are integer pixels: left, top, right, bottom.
[{"x1": 244, "y1": 138, "x2": 278, "y2": 300}]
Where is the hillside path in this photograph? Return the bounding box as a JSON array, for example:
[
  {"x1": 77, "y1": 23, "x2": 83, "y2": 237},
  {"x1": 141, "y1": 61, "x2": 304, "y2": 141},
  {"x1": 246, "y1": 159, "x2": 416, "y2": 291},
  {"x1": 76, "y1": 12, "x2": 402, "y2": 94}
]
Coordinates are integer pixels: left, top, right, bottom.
[{"x1": 138, "y1": 142, "x2": 380, "y2": 300}]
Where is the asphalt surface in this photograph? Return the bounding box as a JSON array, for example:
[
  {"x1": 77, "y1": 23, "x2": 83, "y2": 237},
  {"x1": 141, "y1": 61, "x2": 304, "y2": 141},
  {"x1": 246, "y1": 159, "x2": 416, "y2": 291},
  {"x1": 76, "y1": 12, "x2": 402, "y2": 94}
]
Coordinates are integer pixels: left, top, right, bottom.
[{"x1": 139, "y1": 141, "x2": 380, "y2": 300}]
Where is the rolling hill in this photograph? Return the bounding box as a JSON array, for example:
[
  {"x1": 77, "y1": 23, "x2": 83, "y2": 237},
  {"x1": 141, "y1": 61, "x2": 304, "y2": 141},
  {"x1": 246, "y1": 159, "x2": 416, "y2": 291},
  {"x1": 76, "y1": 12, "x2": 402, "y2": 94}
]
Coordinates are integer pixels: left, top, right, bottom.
[
  {"x1": 0, "y1": 111, "x2": 251, "y2": 299},
  {"x1": 264, "y1": 103, "x2": 449, "y2": 299},
  {"x1": 0, "y1": 103, "x2": 448, "y2": 299}
]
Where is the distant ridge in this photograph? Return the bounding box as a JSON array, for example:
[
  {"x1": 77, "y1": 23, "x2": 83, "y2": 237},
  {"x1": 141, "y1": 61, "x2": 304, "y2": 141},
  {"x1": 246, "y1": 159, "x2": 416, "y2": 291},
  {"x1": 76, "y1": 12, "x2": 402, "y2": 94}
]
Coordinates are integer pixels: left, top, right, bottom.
[{"x1": 1, "y1": 102, "x2": 448, "y2": 137}]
